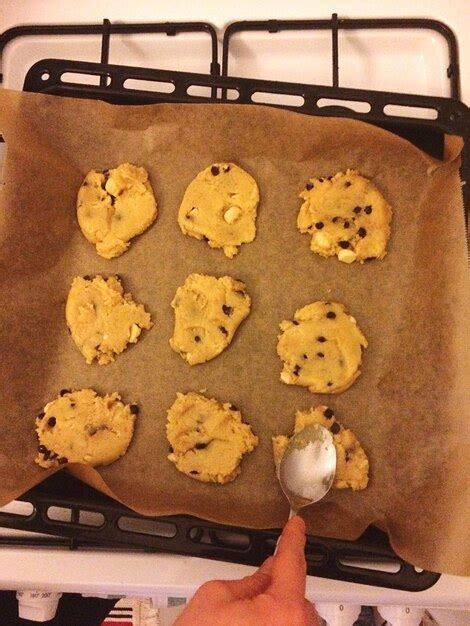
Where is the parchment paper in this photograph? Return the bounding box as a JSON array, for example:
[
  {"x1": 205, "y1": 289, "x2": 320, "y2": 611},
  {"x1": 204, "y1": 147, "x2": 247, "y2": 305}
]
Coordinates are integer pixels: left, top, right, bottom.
[{"x1": 0, "y1": 89, "x2": 468, "y2": 576}]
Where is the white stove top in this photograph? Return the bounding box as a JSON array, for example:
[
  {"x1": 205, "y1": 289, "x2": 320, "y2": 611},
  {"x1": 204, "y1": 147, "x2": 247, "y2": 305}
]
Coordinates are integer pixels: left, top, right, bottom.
[{"x1": 0, "y1": 0, "x2": 469, "y2": 618}]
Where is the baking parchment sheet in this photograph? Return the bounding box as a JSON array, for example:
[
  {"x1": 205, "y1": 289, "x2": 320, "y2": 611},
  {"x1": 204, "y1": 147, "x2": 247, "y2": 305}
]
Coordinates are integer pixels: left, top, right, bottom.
[{"x1": 0, "y1": 89, "x2": 468, "y2": 575}]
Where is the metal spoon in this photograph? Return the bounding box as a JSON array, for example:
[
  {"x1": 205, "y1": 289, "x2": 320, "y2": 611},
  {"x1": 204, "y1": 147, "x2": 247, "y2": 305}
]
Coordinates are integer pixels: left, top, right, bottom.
[{"x1": 279, "y1": 424, "x2": 337, "y2": 519}]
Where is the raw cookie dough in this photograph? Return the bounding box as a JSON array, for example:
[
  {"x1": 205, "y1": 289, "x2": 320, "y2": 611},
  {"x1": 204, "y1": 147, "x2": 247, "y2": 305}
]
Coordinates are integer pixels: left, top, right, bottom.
[
  {"x1": 66, "y1": 275, "x2": 152, "y2": 365},
  {"x1": 77, "y1": 163, "x2": 157, "y2": 259},
  {"x1": 166, "y1": 392, "x2": 258, "y2": 484},
  {"x1": 297, "y1": 169, "x2": 392, "y2": 263},
  {"x1": 272, "y1": 405, "x2": 369, "y2": 490},
  {"x1": 177, "y1": 162, "x2": 259, "y2": 258},
  {"x1": 277, "y1": 301, "x2": 367, "y2": 393},
  {"x1": 35, "y1": 388, "x2": 137, "y2": 468},
  {"x1": 170, "y1": 273, "x2": 251, "y2": 365}
]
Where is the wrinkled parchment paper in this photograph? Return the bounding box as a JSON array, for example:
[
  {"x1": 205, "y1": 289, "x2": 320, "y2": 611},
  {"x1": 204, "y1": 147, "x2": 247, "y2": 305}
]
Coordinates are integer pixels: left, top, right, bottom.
[{"x1": 0, "y1": 89, "x2": 468, "y2": 575}]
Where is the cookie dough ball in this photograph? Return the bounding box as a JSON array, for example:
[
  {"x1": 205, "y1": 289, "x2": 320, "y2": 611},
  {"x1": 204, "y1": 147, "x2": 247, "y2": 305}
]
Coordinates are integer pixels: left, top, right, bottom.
[
  {"x1": 272, "y1": 405, "x2": 369, "y2": 490},
  {"x1": 277, "y1": 301, "x2": 367, "y2": 393},
  {"x1": 297, "y1": 170, "x2": 392, "y2": 263},
  {"x1": 166, "y1": 392, "x2": 258, "y2": 483},
  {"x1": 66, "y1": 275, "x2": 152, "y2": 365},
  {"x1": 178, "y1": 162, "x2": 259, "y2": 258},
  {"x1": 35, "y1": 388, "x2": 138, "y2": 468},
  {"x1": 170, "y1": 273, "x2": 251, "y2": 365},
  {"x1": 77, "y1": 163, "x2": 157, "y2": 259}
]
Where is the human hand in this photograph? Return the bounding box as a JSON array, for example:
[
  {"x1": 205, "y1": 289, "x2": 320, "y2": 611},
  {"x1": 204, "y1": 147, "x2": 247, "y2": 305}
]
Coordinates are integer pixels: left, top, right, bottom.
[{"x1": 174, "y1": 516, "x2": 318, "y2": 626}]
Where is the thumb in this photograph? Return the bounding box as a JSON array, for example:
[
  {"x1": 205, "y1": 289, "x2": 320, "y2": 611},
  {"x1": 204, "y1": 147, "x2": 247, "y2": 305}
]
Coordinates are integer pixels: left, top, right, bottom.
[{"x1": 220, "y1": 556, "x2": 274, "y2": 600}]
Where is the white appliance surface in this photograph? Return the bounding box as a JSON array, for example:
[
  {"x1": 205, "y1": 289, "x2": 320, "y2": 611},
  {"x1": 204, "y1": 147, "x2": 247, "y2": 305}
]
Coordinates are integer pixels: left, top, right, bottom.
[{"x1": 0, "y1": 0, "x2": 468, "y2": 613}]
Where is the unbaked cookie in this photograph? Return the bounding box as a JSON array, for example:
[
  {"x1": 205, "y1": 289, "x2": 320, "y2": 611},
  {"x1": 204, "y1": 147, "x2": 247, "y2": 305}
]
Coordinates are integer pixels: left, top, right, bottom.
[
  {"x1": 272, "y1": 405, "x2": 369, "y2": 490},
  {"x1": 77, "y1": 163, "x2": 157, "y2": 259},
  {"x1": 66, "y1": 275, "x2": 152, "y2": 365},
  {"x1": 35, "y1": 388, "x2": 137, "y2": 468},
  {"x1": 166, "y1": 392, "x2": 258, "y2": 483},
  {"x1": 277, "y1": 301, "x2": 367, "y2": 393},
  {"x1": 297, "y1": 169, "x2": 392, "y2": 263},
  {"x1": 170, "y1": 273, "x2": 251, "y2": 365},
  {"x1": 177, "y1": 162, "x2": 259, "y2": 258}
]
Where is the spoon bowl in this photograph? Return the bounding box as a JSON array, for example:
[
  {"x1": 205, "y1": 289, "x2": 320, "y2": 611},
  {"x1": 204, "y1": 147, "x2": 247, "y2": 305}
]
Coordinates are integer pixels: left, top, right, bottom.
[{"x1": 279, "y1": 423, "x2": 337, "y2": 518}]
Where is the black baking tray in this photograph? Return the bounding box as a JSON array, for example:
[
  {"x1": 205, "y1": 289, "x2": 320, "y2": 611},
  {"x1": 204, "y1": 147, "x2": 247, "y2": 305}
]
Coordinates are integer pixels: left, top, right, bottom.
[{"x1": 0, "y1": 16, "x2": 468, "y2": 591}]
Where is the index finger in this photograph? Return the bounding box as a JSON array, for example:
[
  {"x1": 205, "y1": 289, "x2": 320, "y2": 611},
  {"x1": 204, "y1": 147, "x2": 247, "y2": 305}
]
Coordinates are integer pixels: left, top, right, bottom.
[{"x1": 269, "y1": 515, "x2": 307, "y2": 600}]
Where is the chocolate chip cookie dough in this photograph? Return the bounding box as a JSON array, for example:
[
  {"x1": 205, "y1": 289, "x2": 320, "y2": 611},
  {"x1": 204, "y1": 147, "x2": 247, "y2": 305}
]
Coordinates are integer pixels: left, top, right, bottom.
[
  {"x1": 272, "y1": 405, "x2": 369, "y2": 490},
  {"x1": 277, "y1": 301, "x2": 367, "y2": 393},
  {"x1": 177, "y1": 162, "x2": 259, "y2": 258},
  {"x1": 66, "y1": 275, "x2": 152, "y2": 365},
  {"x1": 297, "y1": 169, "x2": 392, "y2": 263},
  {"x1": 170, "y1": 273, "x2": 251, "y2": 365},
  {"x1": 166, "y1": 392, "x2": 259, "y2": 484},
  {"x1": 35, "y1": 388, "x2": 138, "y2": 469},
  {"x1": 77, "y1": 163, "x2": 157, "y2": 259}
]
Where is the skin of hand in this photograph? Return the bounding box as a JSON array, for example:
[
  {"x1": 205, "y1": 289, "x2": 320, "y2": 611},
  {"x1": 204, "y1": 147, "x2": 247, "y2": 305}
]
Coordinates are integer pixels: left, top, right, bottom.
[{"x1": 174, "y1": 516, "x2": 319, "y2": 626}]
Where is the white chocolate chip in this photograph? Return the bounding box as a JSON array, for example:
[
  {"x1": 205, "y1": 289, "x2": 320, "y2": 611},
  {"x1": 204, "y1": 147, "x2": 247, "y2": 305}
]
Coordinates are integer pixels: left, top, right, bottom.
[
  {"x1": 129, "y1": 323, "x2": 141, "y2": 343},
  {"x1": 313, "y1": 231, "x2": 331, "y2": 249},
  {"x1": 223, "y1": 206, "x2": 242, "y2": 224},
  {"x1": 338, "y1": 249, "x2": 357, "y2": 264},
  {"x1": 83, "y1": 454, "x2": 92, "y2": 463},
  {"x1": 349, "y1": 316, "x2": 357, "y2": 324},
  {"x1": 280, "y1": 371, "x2": 292, "y2": 384}
]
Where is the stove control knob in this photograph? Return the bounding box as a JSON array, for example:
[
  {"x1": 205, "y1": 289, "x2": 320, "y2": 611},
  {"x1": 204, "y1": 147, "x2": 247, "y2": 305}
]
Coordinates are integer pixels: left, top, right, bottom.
[
  {"x1": 315, "y1": 602, "x2": 361, "y2": 625},
  {"x1": 377, "y1": 605, "x2": 424, "y2": 625}
]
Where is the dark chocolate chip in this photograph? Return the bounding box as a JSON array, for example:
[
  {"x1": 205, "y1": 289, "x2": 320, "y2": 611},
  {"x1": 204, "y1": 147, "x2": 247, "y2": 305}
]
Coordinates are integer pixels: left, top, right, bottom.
[
  {"x1": 330, "y1": 422, "x2": 341, "y2": 435},
  {"x1": 332, "y1": 217, "x2": 340, "y2": 223},
  {"x1": 190, "y1": 470, "x2": 199, "y2": 475},
  {"x1": 339, "y1": 241, "x2": 350, "y2": 249},
  {"x1": 292, "y1": 320, "x2": 299, "y2": 325},
  {"x1": 306, "y1": 182, "x2": 313, "y2": 190},
  {"x1": 59, "y1": 389, "x2": 70, "y2": 396},
  {"x1": 169, "y1": 446, "x2": 174, "y2": 453},
  {"x1": 326, "y1": 311, "x2": 336, "y2": 319},
  {"x1": 195, "y1": 442, "x2": 208, "y2": 450},
  {"x1": 130, "y1": 404, "x2": 140, "y2": 415},
  {"x1": 43, "y1": 449, "x2": 51, "y2": 460},
  {"x1": 317, "y1": 336, "x2": 326, "y2": 342},
  {"x1": 353, "y1": 206, "x2": 362, "y2": 214},
  {"x1": 83, "y1": 275, "x2": 91, "y2": 280},
  {"x1": 293, "y1": 364, "x2": 301, "y2": 376},
  {"x1": 70, "y1": 403, "x2": 75, "y2": 409},
  {"x1": 211, "y1": 166, "x2": 220, "y2": 176},
  {"x1": 38, "y1": 444, "x2": 47, "y2": 453},
  {"x1": 364, "y1": 205, "x2": 372, "y2": 214},
  {"x1": 37, "y1": 411, "x2": 45, "y2": 419},
  {"x1": 229, "y1": 404, "x2": 238, "y2": 411},
  {"x1": 222, "y1": 304, "x2": 233, "y2": 316},
  {"x1": 202, "y1": 235, "x2": 209, "y2": 242},
  {"x1": 219, "y1": 326, "x2": 228, "y2": 336},
  {"x1": 327, "y1": 176, "x2": 333, "y2": 180},
  {"x1": 315, "y1": 222, "x2": 324, "y2": 230},
  {"x1": 324, "y1": 408, "x2": 334, "y2": 418},
  {"x1": 83, "y1": 181, "x2": 89, "y2": 187},
  {"x1": 358, "y1": 227, "x2": 367, "y2": 238},
  {"x1": 223, "y1": 165, "x2": 231, "y2": 172},
  {"x1": 302, "y1": 353, "x2": 308, "y2": 359},
  {"x1": 327, "y1": 381, "x2": 333, "y2": 387},
  {"x1": 344, "y1": 181, "x2": 352, "y2": 188},
  {"x1": 343, "y1": 221, "x2": 350, "y2": 229},
  {"x1": 318, "y1": 177, "x2": 324, "y2": 183},
  {"x1": 194, "y1": 335, "x2": 201, "y2": 343},
  {"x1": 317, "y1": 352, "x2": 325, "y2": 358},
  {"x1": 58, "y1": 457, "x2": 68, "y2": 465},
  {"x1": 47, "y1": 417, "x2": 56, "y2": 427}
]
